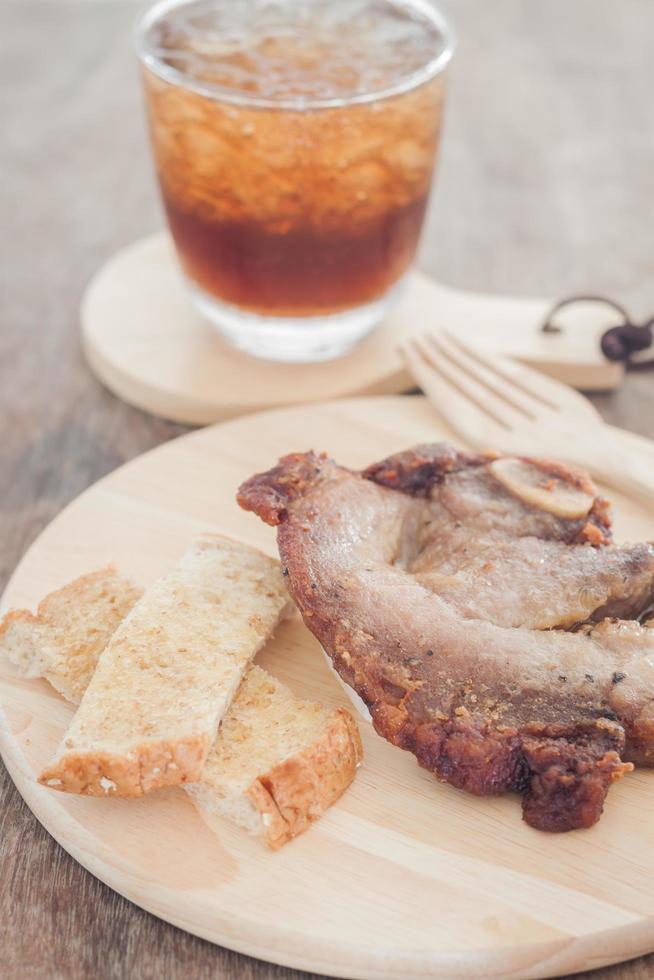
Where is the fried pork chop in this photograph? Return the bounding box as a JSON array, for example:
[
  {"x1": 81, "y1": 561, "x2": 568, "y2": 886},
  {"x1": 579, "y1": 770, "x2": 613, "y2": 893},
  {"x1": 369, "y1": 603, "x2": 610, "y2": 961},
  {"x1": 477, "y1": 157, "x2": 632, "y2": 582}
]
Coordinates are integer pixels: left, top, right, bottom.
[{"x1": 238, "y1": 444, "x2": 654, "y2": 831}]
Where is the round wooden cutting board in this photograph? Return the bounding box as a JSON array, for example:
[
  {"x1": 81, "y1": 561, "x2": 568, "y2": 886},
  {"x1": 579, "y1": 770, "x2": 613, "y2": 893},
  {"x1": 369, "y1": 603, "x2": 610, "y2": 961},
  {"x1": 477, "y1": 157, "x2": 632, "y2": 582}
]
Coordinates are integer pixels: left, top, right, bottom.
[{"x1": 2, "y1": 396, "x2": 654, "y2": 980}]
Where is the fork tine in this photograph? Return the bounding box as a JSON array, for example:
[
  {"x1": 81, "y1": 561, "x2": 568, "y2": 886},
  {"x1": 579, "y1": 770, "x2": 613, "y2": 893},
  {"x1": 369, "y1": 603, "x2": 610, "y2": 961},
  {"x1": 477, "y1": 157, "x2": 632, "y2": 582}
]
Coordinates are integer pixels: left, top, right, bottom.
[
  {"x1": 428, "y1": 332, "x2": 549, "y2": 421},
  {"x1": 400, "y1": 341, "x2": 477, "y2": 425},
  {"x1": 442, "y1": 331, "x2": 560, "y2": 412},
  {"x1": 402, "y1": 337, "x2": 514, "y2": 432},
  {"x1": 399, "y1": 341, "x2": 503, "y2": 443},
  {"x1": 418, "y1": 334, "x2": 528, "y2": 429}
]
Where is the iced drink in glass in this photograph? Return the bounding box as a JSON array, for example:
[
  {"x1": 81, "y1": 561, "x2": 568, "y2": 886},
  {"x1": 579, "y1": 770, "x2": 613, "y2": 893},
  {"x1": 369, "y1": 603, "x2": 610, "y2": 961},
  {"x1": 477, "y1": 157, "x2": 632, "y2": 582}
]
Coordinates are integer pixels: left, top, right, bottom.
[{"x1": 137, "y1": 0, "x2": 454, "y2": 361}]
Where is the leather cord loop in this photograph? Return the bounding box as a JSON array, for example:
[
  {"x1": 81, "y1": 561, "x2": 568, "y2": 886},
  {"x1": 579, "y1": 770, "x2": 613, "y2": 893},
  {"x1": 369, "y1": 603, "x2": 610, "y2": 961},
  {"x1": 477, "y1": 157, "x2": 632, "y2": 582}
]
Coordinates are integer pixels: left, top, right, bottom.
[{"x1": 540, "y1": 295, "x2": 653, "y2": 365}]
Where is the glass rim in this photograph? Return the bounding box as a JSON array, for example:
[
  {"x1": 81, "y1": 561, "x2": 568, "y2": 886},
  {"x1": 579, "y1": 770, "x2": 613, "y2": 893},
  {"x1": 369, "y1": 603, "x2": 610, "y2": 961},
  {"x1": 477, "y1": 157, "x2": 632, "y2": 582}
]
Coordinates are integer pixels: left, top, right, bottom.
[{"x1": 135, "y1": 0, "x2": 455, "y2": 111}]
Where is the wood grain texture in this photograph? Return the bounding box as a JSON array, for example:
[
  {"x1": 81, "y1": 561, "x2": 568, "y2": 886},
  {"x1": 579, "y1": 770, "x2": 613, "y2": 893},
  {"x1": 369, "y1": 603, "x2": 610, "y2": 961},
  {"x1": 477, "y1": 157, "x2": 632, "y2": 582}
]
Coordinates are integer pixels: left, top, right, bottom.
[
  {"x1": 80, "y1": 234, "x2": 622, "y2": 428},
  {"x1": 5, "y1": 397, "x2": 654, "y2": 980},
  {"x1": 2, "y1": 1, "x2": 654, "y2": 978}
]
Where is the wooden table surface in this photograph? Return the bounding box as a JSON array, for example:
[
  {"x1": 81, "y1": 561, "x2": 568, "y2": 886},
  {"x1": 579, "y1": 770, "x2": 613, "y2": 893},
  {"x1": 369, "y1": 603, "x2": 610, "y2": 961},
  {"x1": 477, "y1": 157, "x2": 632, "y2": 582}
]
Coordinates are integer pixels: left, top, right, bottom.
[{"x1": 2, "y1": 1, "x2": 654, "y2": 977}]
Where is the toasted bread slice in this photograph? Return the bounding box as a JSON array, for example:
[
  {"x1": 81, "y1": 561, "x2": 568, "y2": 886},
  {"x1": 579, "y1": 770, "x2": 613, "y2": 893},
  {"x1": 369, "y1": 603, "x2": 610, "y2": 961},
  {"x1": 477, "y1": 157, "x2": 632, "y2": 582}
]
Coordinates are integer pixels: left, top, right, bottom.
[
  {"x1": 186, "y1": 665, "x2": 362, "y2": 849},
  {"x1": 38, "y1": 535, "x2": 291, "y2": 796},
  {"x1": 3, "y1": 548, "x2": 362, "y2": 847},
  {"x1": 0, "y1": 567, "x2": 141, "y2": 703}
]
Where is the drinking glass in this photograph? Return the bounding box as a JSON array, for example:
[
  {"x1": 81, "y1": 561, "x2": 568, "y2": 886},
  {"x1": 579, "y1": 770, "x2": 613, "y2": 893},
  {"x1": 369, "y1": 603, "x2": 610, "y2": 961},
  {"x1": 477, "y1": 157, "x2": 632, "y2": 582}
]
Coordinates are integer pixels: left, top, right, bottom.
[{"x1": 137, "y1": 0, "x2": 454, "y2": 362}]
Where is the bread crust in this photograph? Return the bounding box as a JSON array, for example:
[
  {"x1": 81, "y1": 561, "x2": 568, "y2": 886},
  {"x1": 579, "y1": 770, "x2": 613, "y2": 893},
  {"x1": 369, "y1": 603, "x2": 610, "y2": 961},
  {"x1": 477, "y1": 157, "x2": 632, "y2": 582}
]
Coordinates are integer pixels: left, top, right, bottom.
[
  {"x1": 0, "y1": 566, "x2": 142, "y2": 700},
  {"x1": 246, "y1": 707, "x2": 363, "y2": 849},
  {"x1": 39, "y1": 734, "x2": 209, "y2": 797},
  {"x1": 0, "y1": 609, "x2": 44, "y2": 674},
  {"x1": 36, "y1": 535, "x2": 290, "y2": 799},
  {"x1": 8, "y1": 551, "x2": 362, "y2": 844}
]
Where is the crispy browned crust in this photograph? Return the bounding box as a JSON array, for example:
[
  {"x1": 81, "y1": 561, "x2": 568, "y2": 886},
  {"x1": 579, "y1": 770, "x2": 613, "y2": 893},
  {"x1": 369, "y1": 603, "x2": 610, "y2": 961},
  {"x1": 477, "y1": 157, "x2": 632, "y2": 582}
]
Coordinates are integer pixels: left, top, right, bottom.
[
  {"x1": 337, "y1": 670, "x2": 632, "y2": 831},
  {"x1": 362, "y1": 443, "x2": 498, "y2": 495},
  {"x1": 237, "y1": 442, "x2": 652, "y2": 832},
  {"x1": 237, "y1": 451, "x2": 332, "y2": 526},
  {"x1": 38, "y1": 734, "x2": 209, "y2": 797},
  {"x1": 377, "y1": 699, "x2": 631, "y2": 829},
  {"x1": 239, "y1": 443, "x2": 612, "y2": 547},
  {"x1": 363, "y1": 444, "x2": 612, "y2": 546},
  {"x1": 245, "y1": 708, "x2": 363, "y2": 850},
  {"x1": 520, "y1": 723, "x2": 631, "y2": 831}
]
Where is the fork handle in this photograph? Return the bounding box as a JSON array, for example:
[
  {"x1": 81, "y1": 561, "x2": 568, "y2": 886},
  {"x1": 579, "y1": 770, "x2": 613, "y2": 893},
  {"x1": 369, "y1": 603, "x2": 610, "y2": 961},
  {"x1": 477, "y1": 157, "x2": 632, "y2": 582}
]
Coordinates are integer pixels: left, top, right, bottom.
[{"x1": 574, "y1": 426, "x2": 654, "y2": 509}]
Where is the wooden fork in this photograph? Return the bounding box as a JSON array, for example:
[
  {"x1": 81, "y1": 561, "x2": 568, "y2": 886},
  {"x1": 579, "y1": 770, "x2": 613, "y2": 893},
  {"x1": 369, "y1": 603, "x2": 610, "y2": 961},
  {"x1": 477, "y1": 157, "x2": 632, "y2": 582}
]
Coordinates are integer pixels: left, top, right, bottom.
[{"x1": 400, "y1": 331, "x2": 654, "y2": 506}]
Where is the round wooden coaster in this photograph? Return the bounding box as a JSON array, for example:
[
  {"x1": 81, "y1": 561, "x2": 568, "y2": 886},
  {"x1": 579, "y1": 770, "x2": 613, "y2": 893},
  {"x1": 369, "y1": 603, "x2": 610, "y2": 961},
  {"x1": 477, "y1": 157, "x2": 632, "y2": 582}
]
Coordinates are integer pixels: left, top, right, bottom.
[{"x1": 81, "y1": 233, "x2": 622, "y2": 425}]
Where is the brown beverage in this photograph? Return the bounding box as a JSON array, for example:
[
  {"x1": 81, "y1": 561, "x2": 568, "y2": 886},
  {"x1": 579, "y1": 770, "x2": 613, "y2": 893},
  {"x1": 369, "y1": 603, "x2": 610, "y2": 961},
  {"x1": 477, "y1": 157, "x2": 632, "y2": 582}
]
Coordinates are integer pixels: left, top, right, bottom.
[{"x1": 138, "y1": 0, "x2": 453, "y2": 360}]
